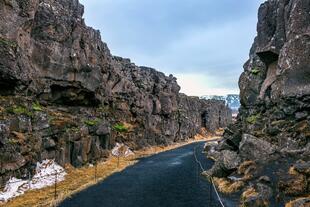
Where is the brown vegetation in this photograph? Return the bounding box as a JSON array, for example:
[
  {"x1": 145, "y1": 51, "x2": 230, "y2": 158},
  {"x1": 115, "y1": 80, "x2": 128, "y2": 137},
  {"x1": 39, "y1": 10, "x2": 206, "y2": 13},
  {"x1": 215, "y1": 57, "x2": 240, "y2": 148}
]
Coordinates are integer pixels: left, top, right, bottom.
[
  {"x1": 238, "y1": 160, "x2": 257, "y2": 181},
  {"x1": 241, "y1": 187, "x2": 258, "y2": 200},
  {"x1": 1, "y1": 136, "x2": 209, "y2": 207},
  {"x1": 240, "y1": 187, "x2": 269, "y2": 207},
  {"x1": 212, "y1": 177, "x2": 244, "y2": 194},
  {"x1": 285, "y1": 196, "x2": 310, "y2": 207}
]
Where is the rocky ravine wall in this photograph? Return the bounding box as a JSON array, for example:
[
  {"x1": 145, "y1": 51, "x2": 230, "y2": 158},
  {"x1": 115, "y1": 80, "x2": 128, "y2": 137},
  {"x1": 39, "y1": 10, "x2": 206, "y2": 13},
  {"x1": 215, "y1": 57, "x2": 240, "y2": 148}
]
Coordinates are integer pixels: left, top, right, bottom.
[
  {"x1": 0, "y1": 0, "x2": 231, "y2": 185},
  {"x1": 206, "y1": 0, "x2": 309, "y2": 206}
]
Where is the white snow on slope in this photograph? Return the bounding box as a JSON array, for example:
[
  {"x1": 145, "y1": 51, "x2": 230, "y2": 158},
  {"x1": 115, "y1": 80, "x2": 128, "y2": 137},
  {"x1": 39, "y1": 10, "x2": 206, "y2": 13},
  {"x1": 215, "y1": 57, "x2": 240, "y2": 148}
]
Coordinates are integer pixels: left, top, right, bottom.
[
  {"x1": 112, "y1": 143, "x2": 134, "y2": 157},
  {"x1": 0, "y1": 178, "x2": 28, "y2": 203},
  {"x1": 0, "y1": 159, "x2": 66, "y2": 203}
]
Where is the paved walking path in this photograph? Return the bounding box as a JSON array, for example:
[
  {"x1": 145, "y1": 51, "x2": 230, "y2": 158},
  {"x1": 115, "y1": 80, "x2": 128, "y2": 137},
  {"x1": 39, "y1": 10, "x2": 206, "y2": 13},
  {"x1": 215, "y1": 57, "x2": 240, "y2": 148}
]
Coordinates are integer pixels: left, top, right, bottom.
[{"x1": 60, "y1": 142, "x2": 233, "y2": 207}]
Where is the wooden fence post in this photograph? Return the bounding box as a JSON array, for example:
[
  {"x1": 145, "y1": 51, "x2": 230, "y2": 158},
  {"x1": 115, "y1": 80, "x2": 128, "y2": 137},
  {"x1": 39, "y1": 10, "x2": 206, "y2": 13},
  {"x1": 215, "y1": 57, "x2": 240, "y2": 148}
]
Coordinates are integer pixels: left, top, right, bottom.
[{"x1": 54, "y1": 172, "x2": 57, "y2": 200}]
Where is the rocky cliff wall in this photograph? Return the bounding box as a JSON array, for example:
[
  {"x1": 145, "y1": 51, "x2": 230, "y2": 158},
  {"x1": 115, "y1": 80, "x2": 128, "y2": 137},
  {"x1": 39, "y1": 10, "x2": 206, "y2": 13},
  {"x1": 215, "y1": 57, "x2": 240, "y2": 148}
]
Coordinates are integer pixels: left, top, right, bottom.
[
  {"x1": 206, "y1": 0, "x2": 309, "y2": 206},
  {"x1": 0, "y1": 0, "x2": 231, "y2": 185}
]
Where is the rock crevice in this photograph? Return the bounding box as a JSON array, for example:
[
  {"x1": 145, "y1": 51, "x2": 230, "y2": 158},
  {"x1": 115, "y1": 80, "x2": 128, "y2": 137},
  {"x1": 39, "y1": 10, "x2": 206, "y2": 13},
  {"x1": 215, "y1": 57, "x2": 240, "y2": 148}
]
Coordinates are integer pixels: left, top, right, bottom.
[
  {"x1": 0, "y1": 0, "x2": 232, "y2": 185},
  {"x1": 206, "y1": 0, "x2": 310, "y2": 206}
]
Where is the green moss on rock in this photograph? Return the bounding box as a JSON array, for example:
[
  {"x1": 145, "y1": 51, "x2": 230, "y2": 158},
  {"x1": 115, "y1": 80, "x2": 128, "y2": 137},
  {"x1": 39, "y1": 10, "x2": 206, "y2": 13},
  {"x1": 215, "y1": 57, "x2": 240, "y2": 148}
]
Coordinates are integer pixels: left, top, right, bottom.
[
  {"x1": 84, "y1": 119, "x2": 100, "y2": 126},
  {"x1": 250, "y1": 68, "x2": 260, "y2": 75},
  {"x1": 32, "y1": 101, "x2": 43, "y2": 111},
  {"x1": 246, "y1": 114, "x2": 261, "y2": 124},
  {"x1": 0, "y1": 37, "x2": 17, "y2": 49},
  {"x1": 113, "y1": 123, "x2": 129, "y2": 133},
  {"x1": 7, "y1": 105, "x2": 33, "y2": 117}
]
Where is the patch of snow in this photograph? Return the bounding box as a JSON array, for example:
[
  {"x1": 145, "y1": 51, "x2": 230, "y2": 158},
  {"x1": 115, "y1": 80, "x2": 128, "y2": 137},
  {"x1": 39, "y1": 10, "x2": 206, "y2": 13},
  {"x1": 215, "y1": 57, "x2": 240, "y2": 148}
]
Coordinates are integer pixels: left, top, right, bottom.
[
  {"x1": 112, "y1": 143, "x2": 134, "y2": 157},
  {"x1": 0, "y1": 160, "x2": 66, "y2": 203},
  {"x1": 31, "y1": 159, "x2": 66, "y2": 190},
  {"x1": 0, "y1": 178, "x2": 28, "y2": 203}
]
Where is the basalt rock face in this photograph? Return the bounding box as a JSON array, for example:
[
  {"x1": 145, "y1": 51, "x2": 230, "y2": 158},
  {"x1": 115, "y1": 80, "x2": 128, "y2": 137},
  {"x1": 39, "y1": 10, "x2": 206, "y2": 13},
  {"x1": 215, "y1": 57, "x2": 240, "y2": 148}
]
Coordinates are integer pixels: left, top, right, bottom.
[
  {"x1": 206, "y1": 0, "x2": 310, "y2": 206},
  {"x1": 178, "y1": 94, "x2": 231, "y2": 139},
  {"x1": 0, "y1": 0, "x2": 112, "y2": 104},
  {"x1": 0, "y1": 0, "x2": 231, "y2": 185}
]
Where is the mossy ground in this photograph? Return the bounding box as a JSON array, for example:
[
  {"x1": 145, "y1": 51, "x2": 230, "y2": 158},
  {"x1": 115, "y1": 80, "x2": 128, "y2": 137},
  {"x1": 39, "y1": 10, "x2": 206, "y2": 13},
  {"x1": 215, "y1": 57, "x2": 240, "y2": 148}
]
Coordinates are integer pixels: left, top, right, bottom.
[{"x1": 246, "y1": 113, "x2": 261, "y2": 124}]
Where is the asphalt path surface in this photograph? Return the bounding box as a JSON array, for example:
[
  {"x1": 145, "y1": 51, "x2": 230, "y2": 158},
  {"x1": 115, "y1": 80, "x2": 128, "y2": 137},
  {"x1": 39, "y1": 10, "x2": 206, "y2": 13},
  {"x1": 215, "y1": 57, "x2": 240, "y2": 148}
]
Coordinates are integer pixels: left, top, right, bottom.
[{"x1": 60, "y1": 142, "x2": 232, "y2": 207}]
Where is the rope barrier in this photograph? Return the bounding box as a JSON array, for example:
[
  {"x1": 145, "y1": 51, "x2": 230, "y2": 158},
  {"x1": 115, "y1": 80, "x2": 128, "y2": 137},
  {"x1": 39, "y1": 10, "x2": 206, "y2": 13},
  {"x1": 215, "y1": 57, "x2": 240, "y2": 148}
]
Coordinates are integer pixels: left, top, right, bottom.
[
  {"x1": 210, "y1": 177, "x2": 225, "y2": 207},
  {"x1": 193, "y1": 145, "x2": 225, "y2": 207},
  {"x1": 193, "y1": 147, "x2": 204, "y2": 172},
  {"x1": 1, "y1": 144, "x2": 226, "y2": 206}
]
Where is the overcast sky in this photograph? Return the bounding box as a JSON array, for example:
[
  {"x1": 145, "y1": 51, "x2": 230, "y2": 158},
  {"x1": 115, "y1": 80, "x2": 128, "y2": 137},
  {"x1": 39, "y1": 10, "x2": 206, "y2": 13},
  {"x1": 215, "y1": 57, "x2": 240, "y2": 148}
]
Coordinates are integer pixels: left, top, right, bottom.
[{"x1": 79, "y1": 0, "x2": 264, "y2": 96}]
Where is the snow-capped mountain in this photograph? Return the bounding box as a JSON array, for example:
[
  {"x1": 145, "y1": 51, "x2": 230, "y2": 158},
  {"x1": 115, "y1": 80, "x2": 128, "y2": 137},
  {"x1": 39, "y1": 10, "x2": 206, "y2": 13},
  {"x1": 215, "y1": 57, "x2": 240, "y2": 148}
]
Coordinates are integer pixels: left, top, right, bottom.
[{"x1": 200, "y1": 94, "x2": 240, "y2": 111}]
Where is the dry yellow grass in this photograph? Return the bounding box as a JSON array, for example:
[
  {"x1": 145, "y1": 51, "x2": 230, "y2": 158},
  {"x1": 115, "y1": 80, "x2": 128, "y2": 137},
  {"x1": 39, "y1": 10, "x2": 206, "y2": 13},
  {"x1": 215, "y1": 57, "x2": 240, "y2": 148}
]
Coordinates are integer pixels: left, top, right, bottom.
[
  {"x1": 289, "y1": 166, "x2": 299, "y2": 176},
  {"x1": 213, "y1": 177, "x2": 244, "y2": 194},
  {"x1": 122, "y1": 122, "x2": 136, "y2": 132},
  {"x1": 215, "y1": 128, "x2": 225, "y2": 136},
  {"x1": 237, "y1": 160, "x2": 257, "y2": 181},
  {"x1": 1, "y1": 135, "x2": 210, "y2": 207},
  {"x1": 285, "y1": 195, "x2": 310, "y2": 207},
  {"x1": 2, "y1": 157, "x2": 136, "y2": 207},
  {"x1": 241, "y1": 187, "x2": 258, "y2": 200},
  {"x1": 194, "y1": 129, "x2": 220, "y2": 141},
  {"x1": 238, "y1": 160, "x2": 256, "y2": 174}
]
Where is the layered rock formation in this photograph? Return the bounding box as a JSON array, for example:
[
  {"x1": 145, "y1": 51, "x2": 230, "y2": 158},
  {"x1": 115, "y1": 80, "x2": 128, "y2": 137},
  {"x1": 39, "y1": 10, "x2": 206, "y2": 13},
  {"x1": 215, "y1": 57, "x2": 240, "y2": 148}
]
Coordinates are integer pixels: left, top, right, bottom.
[
  {"x1": 206, "y1": 0, "x2": 310, "y2": 206},
  {"x1": 0, "y1": 0, "x2": 231, "y2": 185}
]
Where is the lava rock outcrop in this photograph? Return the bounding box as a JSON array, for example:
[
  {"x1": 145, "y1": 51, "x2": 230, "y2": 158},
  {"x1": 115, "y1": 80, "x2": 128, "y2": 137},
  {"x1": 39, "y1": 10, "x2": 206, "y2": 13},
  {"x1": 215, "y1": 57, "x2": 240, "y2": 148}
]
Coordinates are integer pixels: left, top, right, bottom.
[
  {"x1": 0, "y1": 0, "x2": 231, "y2": 185},
  {"x1": 206, "y1": 0, "x2": 310, "y2": 206}
]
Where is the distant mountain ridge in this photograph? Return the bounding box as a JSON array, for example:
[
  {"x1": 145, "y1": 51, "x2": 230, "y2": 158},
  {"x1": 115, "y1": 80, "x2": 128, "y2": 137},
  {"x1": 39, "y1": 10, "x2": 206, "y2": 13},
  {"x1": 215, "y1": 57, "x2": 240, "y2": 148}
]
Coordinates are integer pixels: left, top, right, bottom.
[{"x1": 200, "y1": 94, "x2": 240, "y2": 111}]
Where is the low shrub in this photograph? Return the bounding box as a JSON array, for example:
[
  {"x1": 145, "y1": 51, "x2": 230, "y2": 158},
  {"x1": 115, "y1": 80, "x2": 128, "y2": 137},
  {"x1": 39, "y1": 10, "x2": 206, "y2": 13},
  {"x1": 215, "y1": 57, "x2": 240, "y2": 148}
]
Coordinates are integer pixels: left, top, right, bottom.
[
  {"x1": 250, "y1": 68, "x2": 260, "y2": 75},
  {"x1": 84, "y1": 119, "x2": 100, "y2": 126},
  {"x1": 32, "y1": 101, "x2": 43, "y2": 111},
  {"x1": 246, "y1": 113, "x2": 261, "y2": 124},
  {"x1": 113, "y1": 123, "x2": 129, "y2": 133},
  {"x1": 7, "y1": 105, "x2": 32, "y2": 117}
]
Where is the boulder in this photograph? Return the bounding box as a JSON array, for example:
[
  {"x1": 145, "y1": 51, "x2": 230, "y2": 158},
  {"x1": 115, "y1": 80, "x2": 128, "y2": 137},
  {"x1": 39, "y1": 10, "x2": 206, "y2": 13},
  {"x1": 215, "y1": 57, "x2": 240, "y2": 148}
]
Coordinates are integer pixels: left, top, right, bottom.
[
  {"x1": 204, "y1": 141, "x2": 221, "y2": 160},
  {"x1": 0, "y1": 0, "x2": 232, "y2": 185},
  {"x1": 239, "y1": 134, "x2": 277, "y2": 161},
  {"x1": 285, "y1": 197, "x2": 310, "y2": 207},
  {"x1": 33, "y1": 112, "x2": 50, "y2": 131},
  {"x1": 96, "y1": 120, "x2": 111, "y2": 136},
  {"x1": 0, "y1": 122, "x2": 10, "y2": 146},
  {"x1": 211, "y1": 0, "x2": 310, "y2": 205},
  {"x1": 240, "y1": 183, "x2": 272, "y2": 207},
  {"x1": 278, "y1": 160, "x2": 310, "y2": 197},
  {"x1": 9, "y1": 115, "x2": 32, "y2": 133},
  {"x1": 206, "y1": 150, "x2": 241, "y2": 178},
  {"x1": 221, "y1": 150, "x2": 241, "y2": 170},
  {"x1": 278, "y1": 174, "x2": 307, "y2": 196},
  {"x1": 293, "y1": 161, "x2": 310, "y2": 176},
  {"x1": 1, "y1": 153, "x2": 26, "y2": 172},
  {"x1": 43, "y1": 137, "x2": 56, "y2": 149},
  {"x1": 219, "y1": 124, "x2": 242, "y2": 151},
  {"x1": 238, "y1": 160, "x2": 258, "y2": 181}
]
